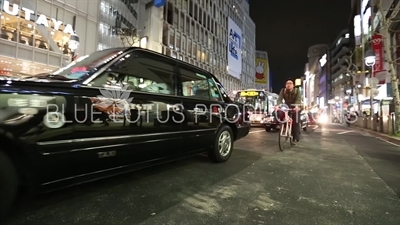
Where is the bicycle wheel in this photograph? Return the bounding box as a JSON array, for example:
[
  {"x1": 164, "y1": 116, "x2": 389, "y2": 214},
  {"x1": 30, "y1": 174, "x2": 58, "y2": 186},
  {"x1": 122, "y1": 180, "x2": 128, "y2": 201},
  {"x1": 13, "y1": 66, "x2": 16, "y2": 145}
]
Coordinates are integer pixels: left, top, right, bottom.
[{"x1": 278, "y1": 126, "x2": 289, "y2": 151}]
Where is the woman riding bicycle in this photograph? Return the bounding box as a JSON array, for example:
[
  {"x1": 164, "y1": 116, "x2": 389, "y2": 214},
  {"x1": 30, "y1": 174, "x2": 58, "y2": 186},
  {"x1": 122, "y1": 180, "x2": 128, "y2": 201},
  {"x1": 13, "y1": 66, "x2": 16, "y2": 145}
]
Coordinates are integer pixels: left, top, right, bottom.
[{"x1": 274, "y1": 78, "x2": 302, "y2": 143}]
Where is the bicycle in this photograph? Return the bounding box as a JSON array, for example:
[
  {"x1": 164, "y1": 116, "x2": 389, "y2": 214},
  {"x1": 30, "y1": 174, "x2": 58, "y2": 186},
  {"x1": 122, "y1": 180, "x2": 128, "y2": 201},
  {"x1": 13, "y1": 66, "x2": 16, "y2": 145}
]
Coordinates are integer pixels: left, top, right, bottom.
[{"x1": 277, "y1": 107, "x2": 297, "y2": 151}]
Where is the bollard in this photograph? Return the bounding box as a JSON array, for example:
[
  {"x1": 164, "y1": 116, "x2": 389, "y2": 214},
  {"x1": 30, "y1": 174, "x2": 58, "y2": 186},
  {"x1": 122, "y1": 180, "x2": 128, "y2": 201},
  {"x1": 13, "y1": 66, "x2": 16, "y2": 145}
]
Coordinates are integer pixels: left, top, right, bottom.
[
  {"x1": 378, "y1": 116, "x2": 383, "y2": 132},
  {"x1": 391, "y1": 112, "x2": 396, "y2": 135},
  {"x1": 367, "y1": 116, "x2": 371, "y2": 129},
  {"x1": 363, "y1": 117, "x2": 368, "y2": 128},
  {"x1": 383, "y1": 116, "x2": 389, "y2": 134},
  {"x1": 372, "y1": 115, "x2": 378, "y2": 131}
]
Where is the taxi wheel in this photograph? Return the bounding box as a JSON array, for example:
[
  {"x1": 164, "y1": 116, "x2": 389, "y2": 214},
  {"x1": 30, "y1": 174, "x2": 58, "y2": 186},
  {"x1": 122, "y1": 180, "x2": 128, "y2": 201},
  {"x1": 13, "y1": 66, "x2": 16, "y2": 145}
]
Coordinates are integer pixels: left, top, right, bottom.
[
  {"x1": 209, "y1": 125, "x2": 233, "y2": 163},
  {"x1": 265, "y1": 127, "x2": 271, "y2": 132}
]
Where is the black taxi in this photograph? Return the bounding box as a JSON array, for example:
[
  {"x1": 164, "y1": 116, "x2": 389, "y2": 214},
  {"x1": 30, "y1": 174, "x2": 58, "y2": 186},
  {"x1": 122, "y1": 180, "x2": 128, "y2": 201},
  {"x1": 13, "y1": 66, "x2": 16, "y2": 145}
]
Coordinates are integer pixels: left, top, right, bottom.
[{"x1": 0, "y1": 47, "x2": 250, "y2": 221}]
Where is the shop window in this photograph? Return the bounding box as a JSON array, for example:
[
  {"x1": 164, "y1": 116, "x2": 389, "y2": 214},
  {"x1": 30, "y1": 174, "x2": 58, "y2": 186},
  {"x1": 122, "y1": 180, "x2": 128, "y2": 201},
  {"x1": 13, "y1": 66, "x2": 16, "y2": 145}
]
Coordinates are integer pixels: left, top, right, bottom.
[
  {"x1": 91, "y1": 53, "x2": 176, "y2": 95},
  {"x1": 0, "y1": 4, "x2": 74, "y2": 54}
]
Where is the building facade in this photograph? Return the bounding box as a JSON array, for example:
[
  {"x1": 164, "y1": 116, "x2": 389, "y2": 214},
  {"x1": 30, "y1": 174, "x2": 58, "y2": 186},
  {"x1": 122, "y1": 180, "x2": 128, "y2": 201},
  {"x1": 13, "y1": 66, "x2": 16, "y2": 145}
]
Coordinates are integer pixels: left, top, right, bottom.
[
  {"x1": 0, "y1": 0, "x2": 256, "y2": 92},
  {"x1": 329, "y1": 29, "x2": 352, "y2": 107},
  {"x1": 0, "y1": 0, "x2": 151, "y2": 77},
  {"x1": 351, "y1": 0, "x2": 399, "y2": 115},
  {"x1": 159, "y1": 0, "x2": 256, "y2": 93},
  {"x1": 255, "y1": 50, "x2": 270, "y2": 91},
  {"x1": 303, "y1": 44, "x2": 329, "y2": 111}
]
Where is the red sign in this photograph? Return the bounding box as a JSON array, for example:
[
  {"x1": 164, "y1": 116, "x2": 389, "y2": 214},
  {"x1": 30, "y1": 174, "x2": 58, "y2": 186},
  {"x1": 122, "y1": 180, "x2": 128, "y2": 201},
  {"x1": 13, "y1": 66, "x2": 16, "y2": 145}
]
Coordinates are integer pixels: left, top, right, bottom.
[{"x1": 372, "y1": 34, "x2": 384, "y2": 76}]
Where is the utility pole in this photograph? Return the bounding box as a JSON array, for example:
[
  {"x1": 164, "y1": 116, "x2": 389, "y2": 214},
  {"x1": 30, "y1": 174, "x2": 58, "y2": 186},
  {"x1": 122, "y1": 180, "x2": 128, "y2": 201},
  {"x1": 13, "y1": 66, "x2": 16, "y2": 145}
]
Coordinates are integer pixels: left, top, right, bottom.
[{"x1": 360, "y1": 0, "x2": 366, "y2": 116}]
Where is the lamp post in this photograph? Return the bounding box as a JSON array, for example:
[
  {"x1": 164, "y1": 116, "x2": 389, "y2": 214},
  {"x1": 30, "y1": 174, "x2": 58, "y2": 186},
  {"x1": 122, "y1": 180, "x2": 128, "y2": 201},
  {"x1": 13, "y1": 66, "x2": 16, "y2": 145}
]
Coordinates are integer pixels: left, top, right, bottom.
[
  {"x1": 69, "y1": 34, "x2": 80, "y2": 62},
  {"x1": 345, "y1": 88, "x2": 352, "y2": 113},
  {"x1": 364, "y1": 49, "x2": 376, "y2": 117}
]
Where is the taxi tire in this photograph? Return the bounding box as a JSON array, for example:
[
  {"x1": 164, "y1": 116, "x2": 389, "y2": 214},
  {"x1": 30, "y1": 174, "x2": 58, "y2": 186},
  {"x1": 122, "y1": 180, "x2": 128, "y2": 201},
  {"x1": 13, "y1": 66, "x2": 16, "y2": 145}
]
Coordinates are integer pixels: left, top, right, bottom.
[
  {"x1": 265, "y1": 127, "x2": 271, "y2": 132},
  {"x1": 0, "y1": 150, "x2": 18, "y2": 224},
  {"x1": 209, "y1": 125, "x2": 233, "y2": 163}
]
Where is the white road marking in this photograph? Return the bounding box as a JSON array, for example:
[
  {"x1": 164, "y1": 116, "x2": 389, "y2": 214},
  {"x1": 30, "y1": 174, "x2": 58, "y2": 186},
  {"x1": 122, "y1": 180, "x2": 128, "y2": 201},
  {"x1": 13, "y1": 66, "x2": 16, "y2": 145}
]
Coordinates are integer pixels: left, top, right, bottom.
[
  {"x1": 376, "y1": 137, "x2": 400, "y2": 148},
  {"x1": 337, "y1": 131, "x2": 353, "y2": 135},
  {"x1": 249, "y1": 130, "x2": 265, "y2": 134}
]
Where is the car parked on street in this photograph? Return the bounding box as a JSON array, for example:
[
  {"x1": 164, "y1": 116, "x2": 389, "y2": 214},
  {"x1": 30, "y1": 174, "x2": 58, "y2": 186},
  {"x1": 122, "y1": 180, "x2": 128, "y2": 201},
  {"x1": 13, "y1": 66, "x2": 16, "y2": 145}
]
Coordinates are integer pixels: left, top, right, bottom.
[{"x1": 0, "y1": 47, "x2": 250, "y2": 222}]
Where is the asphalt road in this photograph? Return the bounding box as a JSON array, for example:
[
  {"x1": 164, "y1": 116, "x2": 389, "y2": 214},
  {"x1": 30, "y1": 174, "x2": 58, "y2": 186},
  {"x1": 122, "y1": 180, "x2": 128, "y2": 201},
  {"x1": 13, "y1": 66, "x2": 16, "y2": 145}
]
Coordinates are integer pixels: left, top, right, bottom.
[{"x1": 4, "y1": 124, "x2": 400, "y2": 225}]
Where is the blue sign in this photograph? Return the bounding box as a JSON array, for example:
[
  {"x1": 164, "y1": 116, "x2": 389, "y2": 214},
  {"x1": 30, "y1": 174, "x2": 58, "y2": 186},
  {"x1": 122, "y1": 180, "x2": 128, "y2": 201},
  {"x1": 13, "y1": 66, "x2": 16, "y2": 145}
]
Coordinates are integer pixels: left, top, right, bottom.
[
  {"x1": 229, "y1": 29, "x2": 241, "y2": 60},
  {"x1": 154, "y1": 0, "x2": 166, "y2": 8},
  {"x1": 227, "y1": 18, "x2": 242, "y2": 79}
]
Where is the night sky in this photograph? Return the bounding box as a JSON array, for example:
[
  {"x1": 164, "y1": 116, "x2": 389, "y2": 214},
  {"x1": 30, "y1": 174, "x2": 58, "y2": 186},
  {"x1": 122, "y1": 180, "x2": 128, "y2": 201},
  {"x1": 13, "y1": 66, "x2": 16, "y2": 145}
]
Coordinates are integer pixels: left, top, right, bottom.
[{"x1": 249, "y1": 0, "x2": 351, "y2": 93}]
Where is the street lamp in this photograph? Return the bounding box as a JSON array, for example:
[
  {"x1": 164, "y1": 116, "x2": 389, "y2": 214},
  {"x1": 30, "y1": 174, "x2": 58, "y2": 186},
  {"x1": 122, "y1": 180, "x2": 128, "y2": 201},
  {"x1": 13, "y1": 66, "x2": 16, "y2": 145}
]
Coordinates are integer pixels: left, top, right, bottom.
[
  {"x1": 69, "y1": 34, "x2": 80, "y2": 61},
  {"x1": 364, "y1": 49, "x2": 376, "y2": 117},
  {"x1": 364, "y1": 50, "x2": 376, "y2": 67}
]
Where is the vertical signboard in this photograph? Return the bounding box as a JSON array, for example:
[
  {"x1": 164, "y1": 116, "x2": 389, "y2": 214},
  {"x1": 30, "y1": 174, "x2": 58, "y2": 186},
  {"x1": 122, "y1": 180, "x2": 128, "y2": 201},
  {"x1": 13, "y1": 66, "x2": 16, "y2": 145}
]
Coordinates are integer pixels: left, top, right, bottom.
[
  {"x1": 372, "y1": 34, "x2": 385, "y2": 84},
  {"x1": 227, "y1": 17, "x2": 242, "y2": 79},
  {"x1": 255, "y1": 58, "x2": 268, "y2": 84}
]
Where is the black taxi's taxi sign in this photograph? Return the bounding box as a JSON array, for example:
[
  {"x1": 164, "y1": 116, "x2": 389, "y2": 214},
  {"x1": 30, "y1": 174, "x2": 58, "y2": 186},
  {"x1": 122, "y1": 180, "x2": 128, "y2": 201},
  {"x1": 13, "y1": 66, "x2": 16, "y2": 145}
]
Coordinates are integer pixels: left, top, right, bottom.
[{"x1": 240, "y1": 91, "x2": 259, "y2": 96}]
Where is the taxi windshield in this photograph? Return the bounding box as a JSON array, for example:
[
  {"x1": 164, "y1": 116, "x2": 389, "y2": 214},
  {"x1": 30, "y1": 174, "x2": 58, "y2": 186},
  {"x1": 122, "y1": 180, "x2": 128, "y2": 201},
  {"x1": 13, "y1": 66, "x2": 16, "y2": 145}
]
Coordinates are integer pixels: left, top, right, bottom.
[{"x1": 46, "y1": 48, "x2": 126, "y2": 80}]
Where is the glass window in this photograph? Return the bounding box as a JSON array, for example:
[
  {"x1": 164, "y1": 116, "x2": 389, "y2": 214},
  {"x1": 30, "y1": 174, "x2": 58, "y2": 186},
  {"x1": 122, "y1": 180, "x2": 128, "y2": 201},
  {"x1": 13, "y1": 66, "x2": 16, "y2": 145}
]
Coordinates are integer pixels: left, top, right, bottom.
[
  {"x1": 200, "y1": 28, "x2": 203, "y2": 44},
  {"x1": 183, "y1": 0, "x2": 188, "y2": 11},
  {"x1": 186, "y1": 17, "x2": 190, "y2": 34},
  {"x1": 181, "y1": 69, "x2": 221, "y2": 101},
  {"x1": 190, "y1": 21, "x2": 194, "y2": 37},
  {"x1": 182, "y1": 36, "x2": 186, "y2": 52},
  {"x1": 176, "y1": 34, "x2": 181, "y2": 51},
  {"x1": 0, "y1": 4, "x2": 73, "y2": 55},
  {"x1": 173, "y1": 8, "x2": 179, "y2": 27},
  {"x1": 195, "y1": 24, "x2": 199, "y2": 40},
  {"x1": 169, "y1": 29, "x2": 175, "y2": 49},
  {"x1": 180, "y1": 13, "x2": 185, "y2": 31},
  {"x1": 193, "y1": 43, "x2": 197, "y2": 59},
  {"x1": 187, "y1": 39, "x2": 192, "y2": 55},
  {"x1": 91, "y1": 53, "x2": 176, "y2": 95}
]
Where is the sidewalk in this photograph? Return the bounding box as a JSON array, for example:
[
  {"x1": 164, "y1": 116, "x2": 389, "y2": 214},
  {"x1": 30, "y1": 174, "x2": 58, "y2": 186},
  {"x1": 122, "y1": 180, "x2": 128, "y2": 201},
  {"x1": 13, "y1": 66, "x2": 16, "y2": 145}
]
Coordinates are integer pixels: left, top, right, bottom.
[{"x1": 349, "y1": 124, "x2": 400, "y2": 146}]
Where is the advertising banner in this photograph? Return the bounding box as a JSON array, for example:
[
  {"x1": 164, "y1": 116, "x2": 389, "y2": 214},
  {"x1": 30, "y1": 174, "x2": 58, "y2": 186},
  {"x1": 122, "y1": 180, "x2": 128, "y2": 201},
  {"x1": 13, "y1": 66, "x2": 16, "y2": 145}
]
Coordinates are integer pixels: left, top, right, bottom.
[
  {"x1": 227, "y1": 17, "x2": 242, "y2": 79},
  {"x1": 372, "y1": 34, "x2": 384, "y2": 76},
  {"x1": 255, "y1": 58, "x2": 268, "y2": 84}
]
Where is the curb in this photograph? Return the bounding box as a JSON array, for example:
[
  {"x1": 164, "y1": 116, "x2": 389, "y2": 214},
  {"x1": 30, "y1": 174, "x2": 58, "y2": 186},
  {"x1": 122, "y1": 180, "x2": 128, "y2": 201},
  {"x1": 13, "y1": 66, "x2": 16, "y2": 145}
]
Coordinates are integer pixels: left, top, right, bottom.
[{"x1": 350, "y1": 125, "x2": 400, "y2": 146}]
